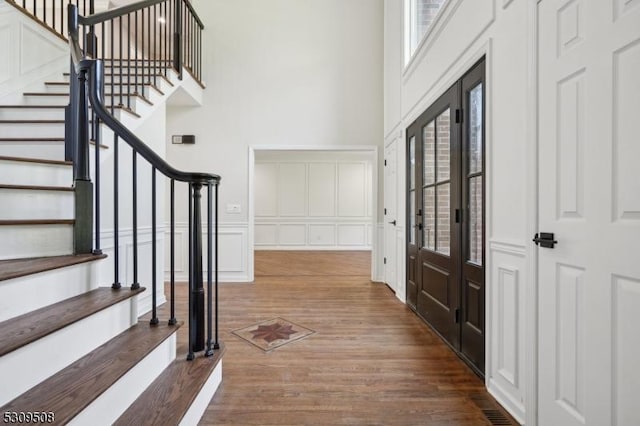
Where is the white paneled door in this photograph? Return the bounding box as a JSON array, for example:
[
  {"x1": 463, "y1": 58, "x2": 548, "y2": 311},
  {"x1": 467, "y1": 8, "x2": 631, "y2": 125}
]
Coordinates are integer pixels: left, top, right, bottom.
[
  {"x1": 538, "y1": 1, "x2": 640, "y2": 425},
  {"x1": 384, "y1": 140, "x2": 398, "y2": 292}
]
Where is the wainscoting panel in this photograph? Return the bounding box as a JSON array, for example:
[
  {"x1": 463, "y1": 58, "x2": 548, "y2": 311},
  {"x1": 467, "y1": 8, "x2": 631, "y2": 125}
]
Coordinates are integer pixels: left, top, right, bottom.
[
  {"x1": 487, "y1": 240, "x2": 526, "y2": 423},
  {"x1": 255, "y1": 157, "x2": 373, "y2": 250},
  {"x1": 164, "y1": 223, "x2": 249, "y2": 282},
  {"x1": 0, "y1": 3, "x2": 68, "y2": 100}
]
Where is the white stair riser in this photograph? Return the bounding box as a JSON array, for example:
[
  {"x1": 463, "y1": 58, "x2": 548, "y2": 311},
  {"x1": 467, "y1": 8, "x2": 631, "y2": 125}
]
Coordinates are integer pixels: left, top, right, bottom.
[
  {"x1": 180, "y1": 360, "x2": 223, "y2": 426},
  {"x1": 44, "y1": 84, "x2": 154, "y2": 98},
  {"x1": 0, "y1": 142, "x2": 107, "y2": 162},
  {"x1": 0, "y1": 297, "x2": 139, "y2": 406},
  {"x1": 22, "y1": 95, "x2": 69, "y2": 106},
  {"x1": 0, "y1": 160, "x2": 72, "y2": 187},
  {"x1": 0, "y1": 224, "x2": 73, "y2": 260},
  {"x1": 0, "y1": 261, "x2": 100, "y2": 322},
  {"x1": 0, "y1": 189, "x2": 74, "y2": 220},
  {"x1": 0, "y1": 108, "x2": 65, "y2": 121},
  {"x1": 0, "y1": 142, "x2": 65, "y2": 161},
  {"x1": 69, "y1": 333, "x2": 177, "y2": 426},
  {"x1": 0, "y1": 122, "x2": 64, "y2": 138}
]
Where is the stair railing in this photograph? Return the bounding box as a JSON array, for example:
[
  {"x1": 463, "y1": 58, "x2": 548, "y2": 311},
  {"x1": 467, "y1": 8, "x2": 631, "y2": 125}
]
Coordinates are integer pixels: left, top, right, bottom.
[
  {"x1": 68, "y1": 1, "x2": 218, "y2": 360},
  {"x1": 6, "y1": 0, "x2": 95, "y2": 39}
]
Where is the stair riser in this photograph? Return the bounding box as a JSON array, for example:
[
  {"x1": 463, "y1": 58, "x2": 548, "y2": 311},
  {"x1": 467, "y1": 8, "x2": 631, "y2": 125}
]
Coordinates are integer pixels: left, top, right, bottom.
[
  {"x1": 0, "y1": 189, "x2": 74, "y2": 220},
  {"x1": 0, "y1": 160, "x2": 72, "y2": 187},
  {"x1": 0, "y1": 297, "x2": 139, "y2": 406},
  {"x1": 45, "y1": 84, "x2": 154, "y2": 98},
  {"x1": 0, "y1": 122, "x2": 64, "y2": 138},
  {"x1": 0, "y1": 108, "x2": 65, "y2": 121},
  {"x1": 0, "y1": 142, "x2": 65, "y2": 161},
  {"x1": 69, "y1": 333, "x2": 177, "y2": 426},
  {"x1": 22, "y1": 95, "x2": 69, "y2": 106},
  {"x1": 179, "y1": 361, "x2": 223, "y2": 426},
  {"x1": 0, "y1": 224, "x2": 73, "y2": 260},
  {"x1": 63, "y1": 74, "x2": 169, "y2": 85},
  {"x1": 0, "y1": 261, "x2": 99, "y2": 323}
]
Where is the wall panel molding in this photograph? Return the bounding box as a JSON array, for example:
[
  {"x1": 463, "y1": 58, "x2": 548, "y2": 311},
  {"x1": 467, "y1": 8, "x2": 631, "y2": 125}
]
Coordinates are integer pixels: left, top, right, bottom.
[{"x1": 256, "y1": 158, "x2": 373, "y2": 250}]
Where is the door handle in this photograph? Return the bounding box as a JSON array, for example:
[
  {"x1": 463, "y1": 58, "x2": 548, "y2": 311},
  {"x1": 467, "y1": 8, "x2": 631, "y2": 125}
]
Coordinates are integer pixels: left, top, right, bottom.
[
  {"x1": 388, "y1": 220, "x2": 396, "y2": 226},
  {"x1": 533, "y1": 232, "x2": 558, "y2": 249}
]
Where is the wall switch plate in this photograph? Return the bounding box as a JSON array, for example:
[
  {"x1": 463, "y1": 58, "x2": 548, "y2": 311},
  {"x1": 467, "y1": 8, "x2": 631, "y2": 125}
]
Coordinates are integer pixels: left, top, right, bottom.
[
  {"x1": 226, "y1": 204, "x2": 241, "y2": 214},
  {"x1": 172, "y1": 135, "x2": 196, "y2": 144}
]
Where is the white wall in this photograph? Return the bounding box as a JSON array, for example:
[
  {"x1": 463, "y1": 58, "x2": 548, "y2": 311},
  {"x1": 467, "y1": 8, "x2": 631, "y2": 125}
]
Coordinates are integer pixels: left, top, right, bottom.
[
  {"x1": 384, "y1": 0, "x2": 532, "y2": 423},
  {"x1": 255, "y1": 151, "x2": 374, "y2": 250},
  {"x1": 166, "y1": 0, "x2": 384, "y2": 281}
]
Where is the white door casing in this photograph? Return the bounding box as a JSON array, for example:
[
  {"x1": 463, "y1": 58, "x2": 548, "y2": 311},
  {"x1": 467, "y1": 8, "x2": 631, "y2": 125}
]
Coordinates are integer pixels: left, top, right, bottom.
[
  {"x1": 538, "y1": 1, "x2": 640, "y2": 425},
  {"x1": 384, "y1": 140, "x2": 398, "y2": 292}
]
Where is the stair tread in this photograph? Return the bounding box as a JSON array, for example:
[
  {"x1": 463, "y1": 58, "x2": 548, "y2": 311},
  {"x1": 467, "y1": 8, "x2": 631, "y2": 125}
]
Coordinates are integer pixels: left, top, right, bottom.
[
  {"x1": 0, "y1": 287, "x2": 145, "y2": 357},
  {"x1": 0, "y1": 253, "x2": 106, "y2": 282},
  {"x1": 115, "y1": 344, "x2": 225, "y2": 426},
  {"x1": 0, "y1": 120, "x2": 64, "y2": 124},
  {"x1": 0, "y1": 321, "x2": 180, "y2": 424},
  {"x1": 0, "y1": 105, "x2": 66, "y2": 109},
  {"x1": 0, "y1": 184, "x2": 73, "y2": 192},
  {"x1": 0, "y1": 137, "x2": 64, "y2": 141},
  {"x1": 0, "y1": 155, "x2": 71, "y2": 166},
  {"x1": 0, "y1": 139, "x2": 110, "y2": 149},
  {"x1": 0, "y1": 219, "x2": 74, "y2": 226}
]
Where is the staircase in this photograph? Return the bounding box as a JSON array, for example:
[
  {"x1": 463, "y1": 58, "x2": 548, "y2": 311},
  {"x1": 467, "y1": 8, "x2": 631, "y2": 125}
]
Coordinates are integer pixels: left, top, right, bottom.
[{"x1": 0, "y1": 0, "x2": 223, "y2": 423}]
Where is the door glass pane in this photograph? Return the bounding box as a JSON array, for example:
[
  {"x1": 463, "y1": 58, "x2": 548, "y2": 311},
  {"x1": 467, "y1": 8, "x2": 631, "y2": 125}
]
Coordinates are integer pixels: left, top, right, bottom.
[
  {"x1": 436, "y1": 183, "x2": 450, "y2": 255},
  {"x1": 423, "y1": 187, "x2": 435, "y2": 250},
  {"x1": 409, "y1": 190, "x2": 415, "y2": 245},
  {"x1": 409, "y1": 136, "x2": 416, "y2": 190},
  {"x1": 469, "y1": 83, "x2": 483, "y2": 174},
  {"x1": 436, "y1": 109, "x2": 450, "y2": 182},
  {"x1": 469, "y1": 176, "x2": 483, "y2": 264},
  {"x1": 423, "y1": 121, "x2": 435, "y2": 184}
]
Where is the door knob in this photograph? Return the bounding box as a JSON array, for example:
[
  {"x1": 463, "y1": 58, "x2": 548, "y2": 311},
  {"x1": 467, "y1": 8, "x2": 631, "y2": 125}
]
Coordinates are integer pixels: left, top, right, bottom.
[
  {"x1": 388, "y1": 220, "x2": 396, "y2": 226},
  {"x1": 533, "y1": 232, "x2": 558, "y2": 249}
]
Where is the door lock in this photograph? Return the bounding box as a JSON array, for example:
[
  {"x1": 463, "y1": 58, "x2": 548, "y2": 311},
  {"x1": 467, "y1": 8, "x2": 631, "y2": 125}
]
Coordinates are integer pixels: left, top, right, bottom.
[{"x1": 533, "y1": 232, "x2": 558, "y2": 249}]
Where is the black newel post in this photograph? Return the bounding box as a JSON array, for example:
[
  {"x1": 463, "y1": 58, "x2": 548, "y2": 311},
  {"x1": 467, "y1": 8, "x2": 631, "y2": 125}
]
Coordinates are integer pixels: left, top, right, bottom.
[{"x1": 190, "y1": 183, "x2": 205, "y2": 356}]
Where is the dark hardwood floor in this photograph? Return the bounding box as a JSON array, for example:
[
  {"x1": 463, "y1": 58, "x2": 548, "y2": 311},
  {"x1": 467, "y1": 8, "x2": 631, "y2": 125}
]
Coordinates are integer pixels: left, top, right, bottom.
[{"x1": 157, "y1": 251, "x2": 516, "y2": 425}]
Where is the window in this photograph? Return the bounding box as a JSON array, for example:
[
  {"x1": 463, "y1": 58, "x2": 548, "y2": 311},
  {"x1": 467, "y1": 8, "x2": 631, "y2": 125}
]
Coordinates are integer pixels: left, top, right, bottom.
[{"x1": 405, "y1": 0, "x2": 447, "y2": 64}]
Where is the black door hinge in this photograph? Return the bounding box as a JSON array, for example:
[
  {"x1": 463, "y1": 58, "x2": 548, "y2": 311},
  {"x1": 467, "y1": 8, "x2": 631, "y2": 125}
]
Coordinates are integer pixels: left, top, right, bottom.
[
  {"x1": 384, "y1": 208, "x2": 387, "y2": 215},
  {"x1": 384, "y1": 257, "x2": 387, "y2": 264},
  {"x1": 454, "y1": 308, "x2": 460, "y2": 323},
  {"x1": 384, "y1": 159, "x2": 387, "y2": 166},
  {"x1": 455, "y1": 109, "x2": 462, "y2": 124}
]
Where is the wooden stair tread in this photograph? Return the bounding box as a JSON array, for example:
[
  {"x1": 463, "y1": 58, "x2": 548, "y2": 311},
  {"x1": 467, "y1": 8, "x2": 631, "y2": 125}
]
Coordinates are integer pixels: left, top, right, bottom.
[
  {"x1": 0, "y1": 321, "x2": 180, "y2": 423},
  {"x1": 0, "y1": 253, "x2": 106, "y2": 282},
  {"x1": 0, "y1": 287, "x2": 145, "y2": 357},
  {"x1": 0, "y1": 120, "x2": 63, "y2": 124},
  {"x1": 0, "y1": 139, "x2": 109, "y2": 149},
  {"x1": 0, "y1": 219, "x2": 74, "y2": 226},
  {"x1": 0, "y1": 184, "x2": 72, "y2": 192},
  {"x1": 0, "y1": 105, "x2": 66, "y2": 109},
  {"x1": 0, "y1": 155, "x2": 71, "y2": 166},
  {"x1": 0, "y1": 137, "x2": 64, "y2": 141},
  {"x1": 22, "y1": 93, "x2": 68, "y2": 96},
  {"x1": 115, "y1": 344, "x2": 225, "y2": 426}
]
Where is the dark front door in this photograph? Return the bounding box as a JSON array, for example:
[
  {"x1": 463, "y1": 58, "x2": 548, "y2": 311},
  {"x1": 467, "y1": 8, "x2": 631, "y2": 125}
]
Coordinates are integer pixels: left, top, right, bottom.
[{"x1": 406, "y1": 58, "x2": 485, "y2": 375}]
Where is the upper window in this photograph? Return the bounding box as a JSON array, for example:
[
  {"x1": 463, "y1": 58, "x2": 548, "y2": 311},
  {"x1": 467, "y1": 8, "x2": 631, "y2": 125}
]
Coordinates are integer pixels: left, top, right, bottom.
[{"x1": 405, "y1": 0, "x2": 447, "y2": 65}]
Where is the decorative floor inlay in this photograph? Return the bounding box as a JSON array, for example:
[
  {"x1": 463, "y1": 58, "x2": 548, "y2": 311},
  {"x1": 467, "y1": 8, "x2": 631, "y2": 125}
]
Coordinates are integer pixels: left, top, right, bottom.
[{"x1": 231, "y1": 318, "x2": 315, "y2": 352}]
